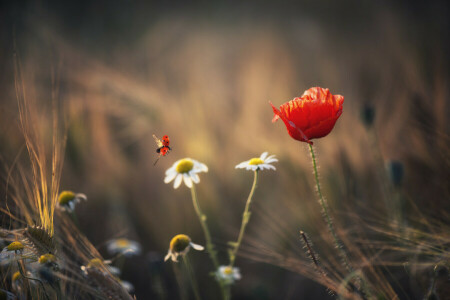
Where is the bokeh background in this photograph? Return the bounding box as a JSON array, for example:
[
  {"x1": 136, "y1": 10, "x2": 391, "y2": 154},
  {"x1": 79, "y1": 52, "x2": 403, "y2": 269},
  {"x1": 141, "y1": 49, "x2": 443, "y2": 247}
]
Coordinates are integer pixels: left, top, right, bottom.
[{"x1": 1, "y1": 1, "x2": 449, "y2": 299}]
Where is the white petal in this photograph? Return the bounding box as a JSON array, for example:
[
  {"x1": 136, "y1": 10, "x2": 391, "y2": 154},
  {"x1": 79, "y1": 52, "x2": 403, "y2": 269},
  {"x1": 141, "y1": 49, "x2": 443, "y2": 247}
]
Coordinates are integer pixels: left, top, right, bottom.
[
  {"x1": 183, "y1": 174, "x2": 193, "y2": 188},
  {"x1": 165, "y1": 164, "x2": 177, "y2": 175},
  {"x1": 234, "y1": 271, "x2": 242, "y2": 280},
  {"x1": 195, "y1": 162, "x2": 208, "y2": 173},
  {"x1": 250, "y1": 166, "x2": 258, "y2": 171},
  {"x1": 265, "y1": 164, "x2": 276, "y2": 170},
  {"x1": 76, "y1": 193, "x2": 88, "y2": 201},
  {"x1": 235, "y1": 161, "x2": 249, "y2": 169},
  {"x1": 164, "y1": 251, "x2": 172, "y2": 262},
  {"x1": 164, "y1": 170, "x2": 178, "y2": 183},
  {"x1": 260, "y1": 152, "x2": 269, "y2": 160},
  {"x1": 190, "y1": 242, "x2": 204, "y2": 251},
  {"x1": 192, "y1": 173, "x2": 200, "y2": 184},
  {"x1": 174, "y1": 174, "x2": 183, "y2": 189},
  {"x1": 265, "y1": 158, "x2": 278, "y2": 164}
]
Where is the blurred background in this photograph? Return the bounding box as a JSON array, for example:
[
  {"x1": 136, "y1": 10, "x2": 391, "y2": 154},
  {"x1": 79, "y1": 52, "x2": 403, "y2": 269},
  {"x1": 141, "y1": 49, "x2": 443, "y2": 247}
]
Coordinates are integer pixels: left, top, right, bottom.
[{"x1": 0, "y1": 1, "x2": 449, "y2": 299}]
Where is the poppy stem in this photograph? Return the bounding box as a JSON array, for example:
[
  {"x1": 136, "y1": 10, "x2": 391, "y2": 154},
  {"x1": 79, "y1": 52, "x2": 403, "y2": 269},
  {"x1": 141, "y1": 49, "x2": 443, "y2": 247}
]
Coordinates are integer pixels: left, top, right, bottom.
[
  {"x1": 229, "y1": 170, "x2": 259, "y2": 267},
  {"x1": 190, "y1": 185, "x2": 228, "y2": 300},
  {"x1": 309, "y1": 144, "x2": 372, "y2": 299},
  {"x1": 308, "y1": 144, "x2": 352, "y2": 272}
]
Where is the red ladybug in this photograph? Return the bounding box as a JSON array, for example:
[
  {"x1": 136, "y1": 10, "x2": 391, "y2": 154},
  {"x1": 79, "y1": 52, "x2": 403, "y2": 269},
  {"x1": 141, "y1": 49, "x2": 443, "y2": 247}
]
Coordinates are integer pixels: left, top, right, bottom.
[{"x1": 153, "y1": 134, "x2": 172, "y2": 165}]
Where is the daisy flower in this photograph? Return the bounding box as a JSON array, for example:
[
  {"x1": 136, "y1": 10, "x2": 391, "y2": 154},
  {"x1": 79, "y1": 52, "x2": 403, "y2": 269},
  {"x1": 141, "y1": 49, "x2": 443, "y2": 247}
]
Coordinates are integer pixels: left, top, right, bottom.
[
  {"x1": 164, "y1": 158, "x2": 208, "y2": 189},
  {"x1": 57, "y1": 191, "x2": 87, "y2": 212},
  {"x1": 215, "y1": 265, "x2": 241, "y2": 285},
  {"x1": 164, "y1": 234, "x2": 204, "y2": 262},
  {"x1": 235, "y1": 152, "x2": 278, "y2": 171},
  {"x1": 106, "y1": 238, "x2": 142, "y2": 257}
]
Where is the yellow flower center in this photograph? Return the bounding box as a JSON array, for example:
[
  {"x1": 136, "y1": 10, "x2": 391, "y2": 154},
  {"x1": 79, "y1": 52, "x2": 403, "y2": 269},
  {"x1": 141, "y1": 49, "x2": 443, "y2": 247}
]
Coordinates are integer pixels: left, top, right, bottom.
[
  {"x1": 87, "y1": 258, "x2": 104, "y2": 268},
  {"x1": 249, "y1": 158, "x2": 264, "y2": 165},
  {"x1": 39, "y1": 253, "x2": 56, "y2": 264},
  {"x1": 115, "y1": 239, "x2": 131, "y2": 248},
  {"x1": 58, "y1": 191, "x2": 75, "y2": 205},
  {"x1": 223, "y1": 266, "x2": 233, "y2": 275},
  {"x1": 7, "y1": 241, "x2": 24, "y2": 251},
  {"x1": 176, "y1": 159, "x2": 194, "y2": 173},
  {"x1": 170, "y1": 234, "x2": 191, "y2": 253},
  {"x1": 12, "y1": 271, "x2": 21, "y2": 282}
]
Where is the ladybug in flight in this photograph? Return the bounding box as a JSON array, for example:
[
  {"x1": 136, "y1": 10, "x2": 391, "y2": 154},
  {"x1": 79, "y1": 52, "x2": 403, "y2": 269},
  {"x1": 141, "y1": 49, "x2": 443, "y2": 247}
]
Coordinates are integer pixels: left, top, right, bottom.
[{"x1": 153, "y1": 134, "x2": 172, "y2": 165}]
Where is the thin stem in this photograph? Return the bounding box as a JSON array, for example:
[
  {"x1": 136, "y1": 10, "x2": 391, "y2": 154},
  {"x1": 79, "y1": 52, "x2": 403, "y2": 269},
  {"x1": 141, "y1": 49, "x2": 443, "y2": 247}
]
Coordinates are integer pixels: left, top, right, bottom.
[
  {"x1": 190, "y1": 185, "x2": 227, "y2": 300},
  {"x1": 308, "y1": 144, "x2": 352, "y2": 273},
  {"x1": 183, "y1": 255, "x2": 201, "y2": 300},
  {"x1": 190, "y1": 185, "x2": 219, "y2": 269},
  {"x1": 229, "y1": 170, "x2": 259, "y2": 267}
]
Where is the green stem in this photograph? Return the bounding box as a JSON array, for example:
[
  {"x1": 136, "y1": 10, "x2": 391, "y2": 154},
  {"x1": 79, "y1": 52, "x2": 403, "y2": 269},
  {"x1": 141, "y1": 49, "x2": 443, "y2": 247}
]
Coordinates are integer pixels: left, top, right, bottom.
[
  {"x1": 183, "y1": 255, "x2": 201, "y2": 300},
  {"x1": 308, "y1": 144, "x2": 352, "y2": 273},
  {"x1": 190, "y1": 185, "x2": 227, "y2": 300},
  {"x1": 229, "y1": 170, "x2": 258, "y2": 267},
  {"x1": 190, "y1": 185, "x2": 219, "y2": 269}
]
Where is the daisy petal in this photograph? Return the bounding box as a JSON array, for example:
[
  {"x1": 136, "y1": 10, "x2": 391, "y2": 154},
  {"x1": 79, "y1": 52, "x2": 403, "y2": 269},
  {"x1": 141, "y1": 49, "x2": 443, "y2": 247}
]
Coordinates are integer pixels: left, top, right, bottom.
[
  {"x1": 174, "y1": 174, "x2": 183, "y2": 189},
  {"x1": 183, "y1": 173, "x2": 193, "y2": 188},
  {"x1": 164, "y1": 251, "x2": 172, "y2": 261},
  {"x1": 164, "y1": 170, "x2": 177, "y2": 183},
  {"x1": 260, "y1": 152, "x2": 269, "y2": 160},
  {"x1": 235, "y1": 161, "x2": 249, "y2": 169},
  {"x1": 265, "y1": 158, "x2": 278, "y2": 163},
  {"x1": 192, "y1": 173, "x2": 200, "y2": 184},
  {"x1": 190, "y1": 243, "x2": 204, "y2": 251}
]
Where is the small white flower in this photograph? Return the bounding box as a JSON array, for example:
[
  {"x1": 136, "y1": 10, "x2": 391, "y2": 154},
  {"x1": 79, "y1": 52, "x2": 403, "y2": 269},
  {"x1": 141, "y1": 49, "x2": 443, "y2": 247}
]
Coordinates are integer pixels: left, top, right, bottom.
[
  {"x1": 57, "y1": 191, "x2": 87, "y2": 212},
  {"x1": 164, "y1": 234, "x2": 204, "y2": 263},
  {"x1": 106, "y1": 239, "x2": 142, "y2": 257},
  {"x1": 164, "y1": 158, "x2": 208, "y2": 189},
  {"x1": 235, "y1": 152, "x2": 278, "y2": 171},
  {"x1": 216, "y1": 265, "x2": 241, "y2": 284}
]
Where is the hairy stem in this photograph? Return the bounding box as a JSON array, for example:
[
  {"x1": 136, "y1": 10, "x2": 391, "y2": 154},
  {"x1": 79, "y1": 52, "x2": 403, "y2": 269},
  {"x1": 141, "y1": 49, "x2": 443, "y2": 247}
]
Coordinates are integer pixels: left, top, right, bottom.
[{"x1": 308, "y1": 144, "x2": 352, "y2": 273}]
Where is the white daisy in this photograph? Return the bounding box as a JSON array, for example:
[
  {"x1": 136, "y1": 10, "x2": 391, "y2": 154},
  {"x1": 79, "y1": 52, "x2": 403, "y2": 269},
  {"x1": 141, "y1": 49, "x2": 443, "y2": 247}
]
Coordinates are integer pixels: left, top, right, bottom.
[
  {"x1": 215, "y1": 265, "x2": 241, "y2": 284},
  {"x1": 106, "y1": 239, "x2": 142, "y2": 257},
  {"x1": 164, "y1": 158, "x2": 208, "y2": 189},
  {"x1": 235, "y1": 152, "x2": 278, "y2": 171},
  {"x1": 57, "y1": 191, "x2": 87, "y2": 212},
  {"x1": 164, "y1": 234, "x2": 204, "y2": 263}
]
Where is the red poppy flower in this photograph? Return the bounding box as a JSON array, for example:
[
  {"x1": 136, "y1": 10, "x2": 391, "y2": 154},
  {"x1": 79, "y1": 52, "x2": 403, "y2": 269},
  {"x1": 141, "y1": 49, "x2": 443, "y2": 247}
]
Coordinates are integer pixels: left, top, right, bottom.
[{"x1": 270, "y1": 87, "x2": 344, "y2": 144}]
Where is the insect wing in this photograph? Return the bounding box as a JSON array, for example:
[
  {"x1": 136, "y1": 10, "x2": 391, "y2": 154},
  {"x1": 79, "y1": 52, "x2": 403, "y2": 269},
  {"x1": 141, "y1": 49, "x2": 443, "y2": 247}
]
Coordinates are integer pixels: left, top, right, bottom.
[{"x1": 153, "y1": 134, "x2": 163, "y2": 148}]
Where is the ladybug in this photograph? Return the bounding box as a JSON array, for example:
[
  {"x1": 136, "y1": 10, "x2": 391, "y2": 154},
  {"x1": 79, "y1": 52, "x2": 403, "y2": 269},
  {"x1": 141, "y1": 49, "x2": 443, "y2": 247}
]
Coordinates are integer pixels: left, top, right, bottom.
[{"x1": 153, "y1": 134, "x2": 172, "y2": 165}]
